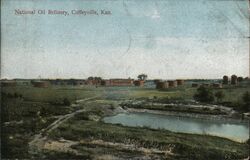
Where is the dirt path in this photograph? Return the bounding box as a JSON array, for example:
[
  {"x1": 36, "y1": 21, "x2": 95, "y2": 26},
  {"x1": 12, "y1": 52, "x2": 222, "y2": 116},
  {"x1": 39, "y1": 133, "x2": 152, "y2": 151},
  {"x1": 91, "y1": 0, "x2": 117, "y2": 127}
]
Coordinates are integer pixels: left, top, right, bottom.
[
  {"x1": 28, "y1": 96, "x2": 98, "y2": 157},
  {"x1": 41, "y1": 138, "x2": 174, "y2": 160}
]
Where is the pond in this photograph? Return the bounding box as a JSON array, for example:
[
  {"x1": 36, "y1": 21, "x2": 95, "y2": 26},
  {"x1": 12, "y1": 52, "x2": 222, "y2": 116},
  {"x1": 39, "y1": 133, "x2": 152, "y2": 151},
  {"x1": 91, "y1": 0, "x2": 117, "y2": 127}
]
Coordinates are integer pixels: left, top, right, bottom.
[{"x1": 103, "y1": 112, "x2": 249, "y2": 142}]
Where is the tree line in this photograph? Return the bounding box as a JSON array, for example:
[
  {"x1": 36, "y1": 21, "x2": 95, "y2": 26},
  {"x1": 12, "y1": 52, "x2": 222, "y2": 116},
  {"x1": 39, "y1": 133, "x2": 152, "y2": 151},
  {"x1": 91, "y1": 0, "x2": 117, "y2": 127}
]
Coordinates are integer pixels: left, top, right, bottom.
[{"x1": 193, "y1": 86, "x2": 250, "y2": 112}]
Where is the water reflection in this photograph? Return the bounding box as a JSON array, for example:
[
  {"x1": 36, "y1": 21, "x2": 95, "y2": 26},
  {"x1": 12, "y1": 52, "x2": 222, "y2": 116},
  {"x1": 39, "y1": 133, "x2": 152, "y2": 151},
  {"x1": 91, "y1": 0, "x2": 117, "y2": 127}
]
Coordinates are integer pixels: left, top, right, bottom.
[{"x1": 103, "y1": 112, "x2": 249, "y2": 141}]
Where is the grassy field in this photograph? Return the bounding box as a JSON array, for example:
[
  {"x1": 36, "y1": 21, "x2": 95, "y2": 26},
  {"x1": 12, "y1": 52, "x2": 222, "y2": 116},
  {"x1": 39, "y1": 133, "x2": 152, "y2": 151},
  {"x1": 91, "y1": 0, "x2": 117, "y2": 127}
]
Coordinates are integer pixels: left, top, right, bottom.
[
  {"x1": 2, "y1": 84, "x2": 249, "y2": 104},
  {"x1": 1, "y1": 84, "x2": 250, "y2": 159},
  {"x1": 48, "y1": 119, "x2": 249, "y2": 159},
  {"x1": 1, "y1": 85, "x2": 100, "y2": 102}
]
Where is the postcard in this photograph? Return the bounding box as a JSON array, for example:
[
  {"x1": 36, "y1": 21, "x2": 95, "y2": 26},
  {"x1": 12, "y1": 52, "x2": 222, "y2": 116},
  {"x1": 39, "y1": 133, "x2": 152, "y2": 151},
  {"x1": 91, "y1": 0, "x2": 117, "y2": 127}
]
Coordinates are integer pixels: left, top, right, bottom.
[{"x1": 1, "y1": 0, "x2": 250, "y2": 159}]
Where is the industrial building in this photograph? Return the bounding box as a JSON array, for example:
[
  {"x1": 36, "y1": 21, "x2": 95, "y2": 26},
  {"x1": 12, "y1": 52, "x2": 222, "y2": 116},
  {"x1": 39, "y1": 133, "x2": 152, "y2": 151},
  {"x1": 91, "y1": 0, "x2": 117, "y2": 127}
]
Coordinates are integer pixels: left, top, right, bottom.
[
  {"x1": 85, "y1": 77, "x2": 102, "y2": 85},
  {"x1": 0, "y1": 80, "x2": 17, "y2": 87},
  {"x1": 101, "y1": 79, "x2": 134, "y2": 86},
  {"x1": 134, "y1": 80, "x2": 144, "y2": 87},
  {"x1": 49, "y1": 79, "x2": 85, "y2": 86}
]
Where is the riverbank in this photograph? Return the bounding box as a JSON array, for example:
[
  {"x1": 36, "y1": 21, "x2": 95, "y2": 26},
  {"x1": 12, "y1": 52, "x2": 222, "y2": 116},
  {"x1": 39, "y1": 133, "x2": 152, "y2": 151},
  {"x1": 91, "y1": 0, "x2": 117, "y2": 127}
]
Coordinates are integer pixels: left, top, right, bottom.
[
  {"x1": 126, "y1": 108, "x2": 249, "y2": 124},
  {"x1": 47, "y1": 118, "x2": 249, "y2": 159},
  {"x1": 103, "y1": 112, "x2": 249, "y2": 143},
  {"x1": 120, "y1": 98, "x2": 250, "y2": 121}
]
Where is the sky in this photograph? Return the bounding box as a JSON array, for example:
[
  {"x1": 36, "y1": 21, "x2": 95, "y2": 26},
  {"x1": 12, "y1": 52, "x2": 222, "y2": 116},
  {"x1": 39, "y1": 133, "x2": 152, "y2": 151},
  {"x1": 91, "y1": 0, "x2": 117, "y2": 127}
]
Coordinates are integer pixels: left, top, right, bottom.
[{"x1": 1, "y1": 0, "x2": 249, "y2": 79}]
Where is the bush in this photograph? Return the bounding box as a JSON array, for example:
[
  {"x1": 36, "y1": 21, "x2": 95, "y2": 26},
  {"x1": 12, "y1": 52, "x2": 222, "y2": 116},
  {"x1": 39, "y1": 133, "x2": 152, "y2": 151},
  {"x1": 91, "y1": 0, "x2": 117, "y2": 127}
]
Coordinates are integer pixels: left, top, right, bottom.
[
  {"x1": 193, "y1": 86, "x2": 214, "y2": 103},
  {"x1": 246, "y1": 139, "x2": 250, "y2": 145},
  {"x1": 50, "y1": 98, "x2": 71, "y2": 106},
  {"x1": 63, "y1": 98, "x2": 71, "y2": 106},
  {"x1": 110, "y1": 104, "x2": 115, "y2": 110},
  {"x1": 214, "y1": 91, "x2": 225, "y2": 103},
  {"x1": 242, "y1": 91, "x2": 250, "y2": 112}
]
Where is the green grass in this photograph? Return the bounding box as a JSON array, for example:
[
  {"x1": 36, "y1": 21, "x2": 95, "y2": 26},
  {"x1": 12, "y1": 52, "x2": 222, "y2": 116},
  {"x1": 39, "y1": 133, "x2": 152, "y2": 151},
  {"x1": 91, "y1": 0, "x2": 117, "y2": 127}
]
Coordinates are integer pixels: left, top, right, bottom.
[
  {"x1": 49, "y1": 119, "x2": 249, "y2": 159},
  {"x1": 1, "y1": 98, "x2": 60, "y2": 159},
  {"x1": 2, "y1": 84, "x2": 249, "y2": 104},
  {"x1": 1, "y1": 85, "x2": 100, "y2": 102}
]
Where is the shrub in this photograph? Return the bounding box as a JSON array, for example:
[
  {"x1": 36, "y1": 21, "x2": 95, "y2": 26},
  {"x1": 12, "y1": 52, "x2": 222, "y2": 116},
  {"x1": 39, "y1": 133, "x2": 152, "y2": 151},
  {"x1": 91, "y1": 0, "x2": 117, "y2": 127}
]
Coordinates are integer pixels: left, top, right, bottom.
[
  {"x1": 50, "y1": 98, "x2": 71, "y2": 106},
  {"x1": 193, "y1": 86, "x2": 214, "y2": 103},
  {"x1": 214, "y1": 91, "x2": 225, "y2": 103},
  {"x1": 63, "y1": 98, "x2": 71, "y2": 106},
  {"x1": 246, "y1": 139, "x2": 250, "y2": 145},
  {"x1": 242, "y1": 91, "x2": 250, "y2": 112},
  {"x1": 110, "y1": 104, "x2": 115, "y2": 110}
]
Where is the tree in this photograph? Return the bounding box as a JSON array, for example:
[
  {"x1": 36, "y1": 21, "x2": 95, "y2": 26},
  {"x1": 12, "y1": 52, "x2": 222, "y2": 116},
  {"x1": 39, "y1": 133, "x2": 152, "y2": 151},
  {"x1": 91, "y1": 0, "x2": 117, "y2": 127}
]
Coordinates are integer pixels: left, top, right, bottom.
[
  {"x1": 242, "y1": 91, "x2": 250, "y2": 111},
  {"x1": 87, "y1": 77, "x2": 94, "y2": 80},
  {"x1": 215, "y1": 91, "x2": 225, "y2": 103},
  {"x1": 193, "y1": 86, "x2": 214, "y2": 103},
  {"x1": 137, "y1": 74, "x2": 148, "y2": 81}
]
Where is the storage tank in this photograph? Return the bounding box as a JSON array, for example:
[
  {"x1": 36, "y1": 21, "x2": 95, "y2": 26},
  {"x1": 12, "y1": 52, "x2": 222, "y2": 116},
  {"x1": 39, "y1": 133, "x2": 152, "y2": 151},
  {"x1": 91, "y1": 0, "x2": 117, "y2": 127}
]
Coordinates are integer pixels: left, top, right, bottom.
[
  {"x1": 156, "y1": 81, "x2": 168, "y2": 89},
  {"x1": 231, "y1": 75, "x2": 237, "y2": 85},
  {"x1": 168, "y1": 80, "x2": 177, "y2": 87},
  {"x1": 222, "y1": 75, "x2": 229, "y2": 85},
  {"x1": 176, "y1": 79, "x2": 185, "y2": 86}
]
